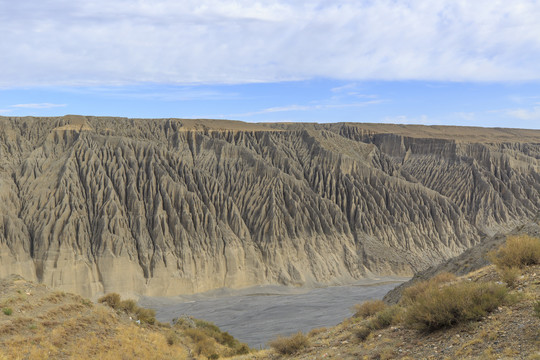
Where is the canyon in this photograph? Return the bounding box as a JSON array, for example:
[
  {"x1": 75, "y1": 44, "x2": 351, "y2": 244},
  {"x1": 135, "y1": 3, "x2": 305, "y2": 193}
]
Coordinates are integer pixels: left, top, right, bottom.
[{"x1": 1, "y1": 115, "x2": 539, "y2": 298}]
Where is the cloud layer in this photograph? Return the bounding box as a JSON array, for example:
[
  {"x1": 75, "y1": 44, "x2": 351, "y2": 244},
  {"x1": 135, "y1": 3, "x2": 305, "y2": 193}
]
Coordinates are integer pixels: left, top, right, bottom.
[{"x1": 1, "y1": 0, "x2": 540, "y2": 87}]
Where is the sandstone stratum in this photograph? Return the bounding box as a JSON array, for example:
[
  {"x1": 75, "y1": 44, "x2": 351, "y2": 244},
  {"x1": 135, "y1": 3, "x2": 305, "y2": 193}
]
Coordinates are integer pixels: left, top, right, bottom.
[{"x1": 0, "y1": 115, "x2": 539, "y2": 298}]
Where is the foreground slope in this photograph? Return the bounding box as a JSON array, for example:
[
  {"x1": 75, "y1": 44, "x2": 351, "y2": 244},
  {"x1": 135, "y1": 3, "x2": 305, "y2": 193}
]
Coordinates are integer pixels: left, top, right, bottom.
[
  {"x1": 0, "y1": 275, "x2": 187, "y2": 359},
  {"x1": 1, "y1": 116, "x2": 539, "y2": 297},
  {"x1": 242, "y1": 231, "x2": 540, "y2": 360}
]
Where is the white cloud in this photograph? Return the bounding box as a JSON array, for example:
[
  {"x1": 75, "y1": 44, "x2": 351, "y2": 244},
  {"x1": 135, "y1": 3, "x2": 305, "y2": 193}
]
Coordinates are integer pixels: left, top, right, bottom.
[
  {"x1": 11, "y1": 103, "x2": 67, "y2": 109},
  {"x1": 506, "y1": 107, "x2": 540, "y2": 120},
  {"x1": 232, "y1": 100, "x2": 383, "y2": 117},
  {"x1": 381, "y1": 115, "x2": 442, "y2": 126},
  {"x1": 1, "y1": 0, "x2": 540, "y2": 87}
]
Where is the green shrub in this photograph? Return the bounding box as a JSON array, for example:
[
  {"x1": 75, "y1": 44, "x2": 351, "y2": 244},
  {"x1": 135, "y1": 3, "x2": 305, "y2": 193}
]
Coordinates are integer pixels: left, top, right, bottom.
[
  {"x1": 404, "y1": 281, "x2": 508, "y2": 331},
  {"x1": 98, "y1": 293, "x2": 121, "y2": 309},
  {"x1": 489, "y1": 235, "x2": 540, "y2": 269},
  {"x1": 268, "y1": 332, "x2": 309, "y2": 355},
  {"x1": 368, "y1": 305, "x2": 402, "y2": 330},
  {"x1": 353, "y1": 300, "x2": 386, "y2": 318},
  {"x1": 2, "y1": 307, "x2": 12, "y2": 316},
  {"x1": 354, "y1": 326, "x2": 371, "y2": 341}
]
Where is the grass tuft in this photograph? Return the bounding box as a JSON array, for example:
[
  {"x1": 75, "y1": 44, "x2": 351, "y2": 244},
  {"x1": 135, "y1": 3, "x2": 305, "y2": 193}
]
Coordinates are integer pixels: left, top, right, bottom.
[{"x1": 2, "y1": 308, "x2": 12, "y2": 316}]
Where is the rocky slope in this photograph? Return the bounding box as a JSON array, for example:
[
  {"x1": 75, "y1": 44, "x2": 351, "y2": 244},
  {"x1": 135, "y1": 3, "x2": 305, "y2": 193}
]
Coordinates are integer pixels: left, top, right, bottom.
[{"x1": 0, "y1": 115, "x2": 539, "y2": 298}]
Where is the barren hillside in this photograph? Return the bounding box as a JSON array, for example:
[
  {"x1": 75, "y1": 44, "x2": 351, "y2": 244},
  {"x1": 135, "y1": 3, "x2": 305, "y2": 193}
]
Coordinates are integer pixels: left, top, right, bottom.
[{"x1": 0, "y1": 116, "x2": 539, "y2": 297}]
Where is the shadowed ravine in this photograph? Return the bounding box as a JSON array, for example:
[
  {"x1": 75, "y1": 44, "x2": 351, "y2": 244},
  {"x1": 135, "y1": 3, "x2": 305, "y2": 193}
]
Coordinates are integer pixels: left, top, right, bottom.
[{"x1": 1, "y1": 115, "x2": 539, "y2": 298}]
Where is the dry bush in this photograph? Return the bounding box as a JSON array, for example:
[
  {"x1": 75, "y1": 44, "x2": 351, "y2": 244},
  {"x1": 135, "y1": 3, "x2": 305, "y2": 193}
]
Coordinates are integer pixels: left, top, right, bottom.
[
  {"x1": 401, "y1": 272, "x2": 456, "y2": 305},
  {"x1": 136, "y1": 308, "x2": 156, "y2": 325},
  {"x1": 353, "y1": 300, "x2": 387, "y2": 318},
  {"x1": 194, "y1": 337, "x2": 217, "y2": 357},
  {"x1": 184, "y1": 328, "x2": 207, "y2": 342},
  {"x1": 489, "y1": 235, "x2": 540, "y2": 269},
  {"x1": 44, "y1": 291, "x2": 67, "y2": 304},
  {"x1": 119, "y1": 299, "x2": 138, "y2": 314},
  {"x1": 354, "y1": 326, "x2": 371, "y2": 341},
  {"x1": 97, "y1": 293, "x2": 121, "y2": 310},
  {"x1": 498, "y1": 266, "x2": 521, "y2": 287},
  {"x1": 307, "y1": 327, "x2": 326, "y2": 337},
  {"x1": 404, "y1": 281, "x2": 508, "y2": 331},
  {"x1": 268, "y1": 332, "x2": 309, "y2": 355},
  {"x1": 368, "y1": 305, "x2": 402, "y2": 330}
]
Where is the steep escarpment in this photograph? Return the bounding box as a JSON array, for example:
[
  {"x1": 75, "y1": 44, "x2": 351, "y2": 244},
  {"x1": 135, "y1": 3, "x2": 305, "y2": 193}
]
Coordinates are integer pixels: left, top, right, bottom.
[{"x1": 0, "y1": 116, "x2": 539, "y2": 298}]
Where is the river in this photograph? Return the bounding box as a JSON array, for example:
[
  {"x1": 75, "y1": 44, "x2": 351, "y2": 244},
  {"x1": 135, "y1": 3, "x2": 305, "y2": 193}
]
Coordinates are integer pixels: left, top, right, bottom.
[{"x1": 138, "y1": 279, "x2": 406, "y2": 348}]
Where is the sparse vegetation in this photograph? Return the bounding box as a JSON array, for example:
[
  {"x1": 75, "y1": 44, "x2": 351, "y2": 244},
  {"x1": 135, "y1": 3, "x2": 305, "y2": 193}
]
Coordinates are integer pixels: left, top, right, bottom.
[
  {"x1": 354, "y1": 325, "x2": 371, "y2": 341},
  {"x1": 268, "y1": 331, "x2": 309, "y2": 355},
  {"x1": 2, "y1": 308, "x2": 12, "y2": 316},
  {"x1": 98, "y1": 293, "x2": 156, "y2": 324},
  {"x1": 498, "y1": 266, "x2": 521, "y2": 287},
  {"x1": 403, "y1": 281, "x2": 508, "y2": 331},
  {"x1": 368, "y1": 305, "x2": 402, "y2": 330},
  {"x1": 489, "y1": 235, "x2": 540, "y2": 269},
  {"x1": 97, "y1": 292, "x2": 121, "y2": 309},
  {"x1": 353, "y1": 299, "x2": 387, "y2": 318},
  {"x1": 179, "y1": 317, "x2": 250, "y2": 356},
  {"x1": 400, "y1": 272, "x2": 456, "y2": 305}
]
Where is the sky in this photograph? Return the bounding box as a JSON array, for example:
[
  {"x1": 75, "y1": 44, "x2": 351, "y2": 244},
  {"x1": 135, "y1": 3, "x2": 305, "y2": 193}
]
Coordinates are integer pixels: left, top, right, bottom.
[{"x1": 1, "y1": 0, "x2": 540, "y2": 129}]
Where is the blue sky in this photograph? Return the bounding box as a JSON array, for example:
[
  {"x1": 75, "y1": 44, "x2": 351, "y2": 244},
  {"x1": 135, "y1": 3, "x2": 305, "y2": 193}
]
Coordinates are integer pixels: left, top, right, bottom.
[{"x1": 1, "y1": 1, "x2": 540, "y2": 129}]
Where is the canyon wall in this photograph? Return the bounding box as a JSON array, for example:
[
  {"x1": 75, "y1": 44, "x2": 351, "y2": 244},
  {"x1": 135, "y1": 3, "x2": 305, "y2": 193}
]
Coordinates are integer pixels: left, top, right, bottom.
[{"x1": 1, "y1": 116, "x2": 539, "y2": 298}]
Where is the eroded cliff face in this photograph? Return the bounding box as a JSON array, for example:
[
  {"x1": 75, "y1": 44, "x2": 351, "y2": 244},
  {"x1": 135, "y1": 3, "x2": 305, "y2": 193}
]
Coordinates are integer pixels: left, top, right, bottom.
[{"x1": 1, "y1": 116, "x2": 539, "y2": 298}]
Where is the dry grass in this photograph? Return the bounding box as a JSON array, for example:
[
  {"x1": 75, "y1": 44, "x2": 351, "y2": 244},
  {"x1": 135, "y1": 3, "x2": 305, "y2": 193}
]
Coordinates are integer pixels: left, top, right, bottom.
[
  {"x1": 268, "y1": 332, "x2": 309, "y2": 355},
  {"x1": 403, "y1": 281, "x2": 508, "y2": 331},
  {"x1": 0, "y1": 278, "x2": 192, "y2": 359},
  {"x1": 353, "y1": 299, "x2": 387, "y2": 319},
  {"x1": 489, "y1": 235, "x2": 540, "y2": 269},
  {"x1": 354, "y1": 326, "x2": 372, "y2": 341},
  {"x1": 368, "y1": 305, "x2": 402, "y2": 330},
  {"x1": 401, "y1": 272, "x2": 456, "y2": 305}
]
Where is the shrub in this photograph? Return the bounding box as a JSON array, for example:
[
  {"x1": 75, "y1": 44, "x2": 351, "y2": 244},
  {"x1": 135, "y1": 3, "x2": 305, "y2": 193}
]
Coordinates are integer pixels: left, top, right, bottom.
[
  {"x1": 401, "y1": 272, "x2": 456, "y2": 305},
  {"x1": 119, "y1": 299, "x2": 138, "y2": 314},
  {"x1": 136, "y1": 307, "x2": 156, "y2": 325},
  {"x1": 353, "y1": 300, "x2": 386, "y2": 318},
  {"x1": 368, "y1": 305, "x2": 402, "y2": 330},
  {"x1": 404, "y1": 281, "x2": 508, "y2": 331},
  {"x1": 235, "y1": 343, "x2": 250, "y2": 355},
  {"x1": 308, "y1": 327, "x2": 326, "y2": 337},
  {"x1": 194, "y1": 337, "x2": 217, "y2": 357},
  {"x1": 354, "y1": 326, "x2": 371, "y2": 341},
  {"x1": 268, "y1": 332, "x2": 309, "y2": 355},
  {"x1": 498, "y1": 267, "x2": 521, "y2": 287},
  {"x1": 2, "y1": 308, "x2": 13, "y2": 316},
  {"x1": 98, "y1": 293, "x2": 121, "y2": 310},
  {"x1": 166, "y1": 330, "x2": 178, "y2": 345},
  {"x1": 489, "y1": 235, "x2": 540, "y2": 269}
]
